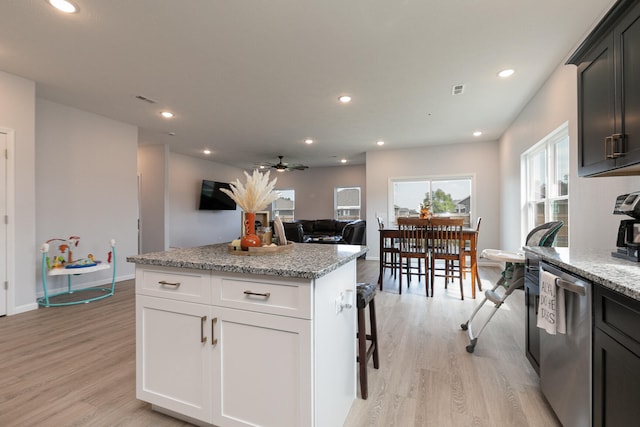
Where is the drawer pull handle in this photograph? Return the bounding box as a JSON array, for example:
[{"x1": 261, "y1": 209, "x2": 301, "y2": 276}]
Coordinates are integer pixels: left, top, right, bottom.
[
  {"x1": 158, "y1": 280, "x2": 181, "y2": 288},
  {"x1": 243, "y1": 290, "x2": 271, "y2": 298},
  {"x1": 211, "y1": 317, "x2": 218, "y2": 346},
  {"x1": 200, "y1": 316, "x2": 207, "y2": 344}
]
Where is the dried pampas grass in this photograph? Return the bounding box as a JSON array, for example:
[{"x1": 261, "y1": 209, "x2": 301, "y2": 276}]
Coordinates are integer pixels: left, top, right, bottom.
[{"x1": 220, "y1": 169, "x2": 279, "y2": 213}]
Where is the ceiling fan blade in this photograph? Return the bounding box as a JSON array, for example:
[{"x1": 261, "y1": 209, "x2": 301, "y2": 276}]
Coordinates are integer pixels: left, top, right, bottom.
[{"x1": 258, "y1": 156, "x2": 308, "y2": 171}]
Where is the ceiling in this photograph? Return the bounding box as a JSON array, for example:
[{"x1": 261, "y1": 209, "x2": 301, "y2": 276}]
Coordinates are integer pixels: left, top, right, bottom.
[{"x1": 0, "y1": 0, "x2": 615, "y2": 170}]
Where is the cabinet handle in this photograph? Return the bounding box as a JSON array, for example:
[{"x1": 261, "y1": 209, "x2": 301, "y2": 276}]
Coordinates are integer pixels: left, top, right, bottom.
[
  {"x1": 611, "y1": 133, "x2": 625, "y2": 158},
  {"x1": 605, "y1": 135, "x2": 614, "y2": 159},
  {"x1": 200, "y1": 316, "x2": 207, "y2": 344},
  {"x1": 605, "y1": 134, "x2": 626, "y2": 159},
  {"x1": 243, "y1": 290, "x2": 271, "y2": 298},
  {"x1": 211, "y1": 317, "x2": 218, "y2": 346},
  {"x1": 158, "y1": 280, "x2": 181, "y2": 288}
]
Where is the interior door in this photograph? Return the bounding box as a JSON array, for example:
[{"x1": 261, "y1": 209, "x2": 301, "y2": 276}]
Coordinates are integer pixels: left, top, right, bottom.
[{"x1": 0, "y1": 132, "x2": 6, "y2": 316}]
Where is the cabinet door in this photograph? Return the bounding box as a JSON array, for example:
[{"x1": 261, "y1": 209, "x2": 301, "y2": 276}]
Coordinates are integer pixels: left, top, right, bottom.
[
  {"x1": 524, "y1": 281, "x2": 540, "y2": 374},
  {"x1": 136, "y1": 295, "x2": 213, "y2": 423},
  {"x1": 577, "y1": 33, "x2": 617, "y2": 176},
  {"x1": 593, "y1": 328, "x2": 640, "y2": 426},
  {"x1": 211, "y1": 307, "x2": 312, "y2": 427},
  {"x1": 616, "y1": 2, "x2": 640, "y2": 169}
]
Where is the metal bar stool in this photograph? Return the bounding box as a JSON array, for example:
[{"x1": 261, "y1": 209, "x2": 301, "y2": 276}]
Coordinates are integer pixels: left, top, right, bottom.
[{"x1": 356, "y1": 282, "x2": 380, "y2": 399}]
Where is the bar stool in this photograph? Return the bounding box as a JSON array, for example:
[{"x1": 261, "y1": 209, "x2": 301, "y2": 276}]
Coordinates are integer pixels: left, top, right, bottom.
[{"x1": 356, "y1": 282, "x2": 380, "y2": 399}]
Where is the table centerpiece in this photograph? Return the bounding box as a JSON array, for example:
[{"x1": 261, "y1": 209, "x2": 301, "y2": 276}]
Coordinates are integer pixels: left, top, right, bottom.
[{"x1": 221, "y1": 169, "x2": 279, "y2": 250}]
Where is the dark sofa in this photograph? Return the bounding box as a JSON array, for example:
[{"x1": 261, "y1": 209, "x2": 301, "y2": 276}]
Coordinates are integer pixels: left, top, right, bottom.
[{"x1": 280, "y1": 219, "x2": 366, "y2": 245}]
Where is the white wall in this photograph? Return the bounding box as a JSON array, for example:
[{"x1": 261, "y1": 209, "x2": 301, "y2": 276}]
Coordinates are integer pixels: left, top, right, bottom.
[
  {"x1": 0, "y1": 71, "x2": 36, "y2": 313},
  {"x1": 272, "y1": 165, "x2": 366, "y2": 220},
  {"x1": 365, "y1": 141, "x2": 501, "y2": 259},
  {"x1": 168, "y1": 153, "x2": 244, "y2": 247},
  {"x1": 35, "y1": 99, "x2": 139, "y2": 295},
  {"x1": 499, "y1": 61, "x2": 640, "y2": 251}
]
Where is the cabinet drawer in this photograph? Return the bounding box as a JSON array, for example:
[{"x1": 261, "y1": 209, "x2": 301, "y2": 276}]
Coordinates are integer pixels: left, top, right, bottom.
[
  {"x1": 136, "y1": 266, "x2": 212, "y2": 303},
  {"x1": 595, "y1": 285, "x2": 640, "y2": 355},
  {"x1": 213, "y1": 276, "x2": 312, "y2": 319}
]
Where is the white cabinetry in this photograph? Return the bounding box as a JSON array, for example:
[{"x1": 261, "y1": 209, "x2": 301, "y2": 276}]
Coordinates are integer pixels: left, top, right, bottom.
[
  {"x1": 135, "y1": 262, "x2": 355, "y2": 427},
  {"x1": 136, "y1": 295, "x2": 213, "y2": 422}
]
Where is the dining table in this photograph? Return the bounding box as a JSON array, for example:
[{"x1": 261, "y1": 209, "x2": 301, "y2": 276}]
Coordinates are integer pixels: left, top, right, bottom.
[{"x1": 378, "y1": 226, "x2": 481, "y2": 298}]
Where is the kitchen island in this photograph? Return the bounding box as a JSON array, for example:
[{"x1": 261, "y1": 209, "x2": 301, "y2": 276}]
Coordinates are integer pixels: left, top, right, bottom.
[{"x1": 127, "y1": 242, "x2": 367, "y2": 427}]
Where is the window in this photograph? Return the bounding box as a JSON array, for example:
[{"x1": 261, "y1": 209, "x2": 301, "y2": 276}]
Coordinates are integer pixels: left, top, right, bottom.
[
  {"x1": 335, "y1": 187, "x2": 361, "y2": 220},
  {"x1": 389, "y1": 176, "x2": 473, "y2": 227},
  {"x1": 272, "y1": 189, "x2": 295, "y2": 222},
  {"x1": 522, "y1": 123, "x2": 569, "y2": 247}
]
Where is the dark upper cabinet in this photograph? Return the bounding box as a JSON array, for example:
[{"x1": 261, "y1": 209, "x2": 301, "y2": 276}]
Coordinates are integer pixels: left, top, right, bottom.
[{"x1": 569, "y1": 0, "x2": 640, "y2": 176}]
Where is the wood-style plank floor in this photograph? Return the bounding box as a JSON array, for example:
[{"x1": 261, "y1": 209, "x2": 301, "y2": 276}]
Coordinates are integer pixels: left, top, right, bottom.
[{"x1": 0, "y1": 260, "x2": 560, "y2": 426}]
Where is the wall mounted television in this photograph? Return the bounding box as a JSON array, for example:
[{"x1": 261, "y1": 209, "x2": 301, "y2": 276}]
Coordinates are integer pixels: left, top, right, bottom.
[{"x1": 198, "y1": 180, "x2": 237, "y2": 210}]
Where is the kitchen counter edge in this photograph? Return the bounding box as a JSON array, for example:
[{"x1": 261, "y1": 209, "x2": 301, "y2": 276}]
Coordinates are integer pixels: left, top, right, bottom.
[
  {"x1": 524, "y1": 246, "x2": 640, "y2": 301},
  {"x1": 127, "y1": 242, "x2": 368, "y2": 280}
]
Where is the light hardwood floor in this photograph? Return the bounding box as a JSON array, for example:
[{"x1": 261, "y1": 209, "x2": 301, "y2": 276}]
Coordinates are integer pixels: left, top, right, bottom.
[{"x1": 0, "y1": 260, "x2": 560, "y2": 427}]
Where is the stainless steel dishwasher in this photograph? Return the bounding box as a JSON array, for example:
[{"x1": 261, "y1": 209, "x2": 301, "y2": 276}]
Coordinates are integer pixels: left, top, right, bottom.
[{"x1": 539, "y1": 261, "x2": 592, "y2": 427}]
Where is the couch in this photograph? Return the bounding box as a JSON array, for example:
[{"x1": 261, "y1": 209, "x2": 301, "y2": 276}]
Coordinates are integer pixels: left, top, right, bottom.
[{"x1": 279, "y1": 219, "x2": 366, "y2": 245}]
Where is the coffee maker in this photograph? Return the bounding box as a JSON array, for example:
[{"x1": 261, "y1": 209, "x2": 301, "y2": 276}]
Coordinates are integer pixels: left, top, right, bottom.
[{"x1": 612, "y1": 192, "x2": 640, "y2": 261}]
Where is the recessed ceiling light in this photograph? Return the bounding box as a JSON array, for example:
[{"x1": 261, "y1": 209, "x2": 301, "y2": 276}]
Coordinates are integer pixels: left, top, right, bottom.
[
  {"x1": 304, "y1": 139, "x2": 313, "y2": 144},
  {"x1": 498, "y1": 69, "x2": 515, "y2": 78},
  {"x1": 48, "y1": 0, "x2": 79, "y2": 13},
  {"x1": 203, "y1": 149, "x2": 211, "y2": 155},
  {"x1": 473, "y1": 131, "x2": 482, "y2": 137},
  {"x1": 377, "y1": 140, "x2": 385, "y2": 146},
  {"x1": 338, "y1": 95, "x2": 352, "y2": 103},
  {"x1": 340, "y1": 159, "x2": 347, "y2": 163},
  {"x1": 160, "y1": 111, "x2": 174, "y2": 119}
]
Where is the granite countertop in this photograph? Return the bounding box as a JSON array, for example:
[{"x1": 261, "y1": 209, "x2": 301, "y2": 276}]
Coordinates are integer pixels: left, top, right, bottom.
[
  {"x1": 127, "y1": 243, "x2": 368, "y2": 279},
  {"x1": 524, "y1": 246, "x2": 640, "y2": 301}
]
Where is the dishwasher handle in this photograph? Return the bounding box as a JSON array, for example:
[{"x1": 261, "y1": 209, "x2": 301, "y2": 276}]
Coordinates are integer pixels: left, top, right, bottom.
[{"x1": 555, "y1": 277, "x2": 587, "y2": 296}]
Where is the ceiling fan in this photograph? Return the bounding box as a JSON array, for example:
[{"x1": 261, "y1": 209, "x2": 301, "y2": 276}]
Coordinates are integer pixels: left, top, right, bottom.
[{"x1": 256, "y1": 155, "x2": 309, "y2": 172}]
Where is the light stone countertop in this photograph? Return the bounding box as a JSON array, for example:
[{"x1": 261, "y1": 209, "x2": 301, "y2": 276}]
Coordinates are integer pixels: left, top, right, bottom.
[
  {"x1": 127, "y1": 242, "x2": 368, "y2": 279},
  {"x1": 524, "y1": 246, "x2": 640, "y2": 301}
]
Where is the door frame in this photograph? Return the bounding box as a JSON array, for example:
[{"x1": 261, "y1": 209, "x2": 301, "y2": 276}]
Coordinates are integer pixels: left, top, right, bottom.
[{"x1": 0, "y1": 128, "x2": 16, "y2": 315}]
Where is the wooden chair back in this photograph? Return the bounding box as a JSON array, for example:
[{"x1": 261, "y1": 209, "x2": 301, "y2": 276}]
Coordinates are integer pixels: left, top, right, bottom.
[
  {"x1": 397, "y1": 217, "x2": 429, "y2": 256},
  {"x1": 429, "y1": 217, "x2": 464, "y2": 257}
]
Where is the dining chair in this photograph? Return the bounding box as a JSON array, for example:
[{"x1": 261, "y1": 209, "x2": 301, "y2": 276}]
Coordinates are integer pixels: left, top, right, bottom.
[
  {"x1": 429, "y1": 217, "x2": 465, "y2": 299},
  {"x1": 461, "y1": 217, "x2": 482, "y2": 296},
  {"x1": 378, "y1": 217, "x2": 400, "y2": 288},
  {"x1": 397, "y1": 217, "x2": 429, "y2": 295}
]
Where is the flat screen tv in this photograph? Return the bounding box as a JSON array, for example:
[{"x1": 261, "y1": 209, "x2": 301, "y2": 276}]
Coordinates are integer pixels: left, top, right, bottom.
[{"x1": 198, "y1": 180, "x2": 237, "y2": 210}]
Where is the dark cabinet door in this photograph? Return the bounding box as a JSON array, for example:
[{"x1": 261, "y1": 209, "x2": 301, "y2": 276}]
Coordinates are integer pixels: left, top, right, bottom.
[
  {"x1": 524, "y1": 280, "x2": 540, "y2": 374},
  {"x1": 593, "y1": 328, "x2": 640, "y2": 426},
  {"x1": 616, "y1": 4, "x2": 640, "y2": 169},
  {"x1": 573, "y1": 0, "x2": 640, "y2": 176},
  {"x1": 577, "y1": 33, "x2": 617, "y2": 176}
]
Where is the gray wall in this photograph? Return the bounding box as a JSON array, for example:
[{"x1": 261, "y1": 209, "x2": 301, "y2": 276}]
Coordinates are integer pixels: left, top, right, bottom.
[
  {"x1": 365, "y1": 141, "x2": 501, "y2": 260},
  {"x1": 499, "y1": 59, "x2": 640, "y2": 251},
  {"x1": 168, "y1": 152, "x2": 244, "y2": 247},
  {"x1": 138, "y1": 144, "x2": 169, "y2": 253},
  {"x1": 35, "y1": 99, "x2": 139, "y2": 296},
  {"x1": 0, "y1": 71, "x2": 36, "y2": 313},
  {"x1": 272, "y1": 164, "x2": 366, "y2": 221}
]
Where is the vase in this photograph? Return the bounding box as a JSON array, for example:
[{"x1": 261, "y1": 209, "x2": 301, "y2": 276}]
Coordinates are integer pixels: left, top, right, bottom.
[{"x1": 241, "y1": 212, "x2": 262, "y2": 250}]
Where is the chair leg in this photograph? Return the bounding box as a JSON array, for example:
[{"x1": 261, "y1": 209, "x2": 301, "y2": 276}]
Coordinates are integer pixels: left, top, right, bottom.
[
  {"x1": 398, "y1": 257, "x2": 403, "y2": 295},
  {"x1": 459, "y1": 268, "x2": 464, "y2": 300},
  {"x1": 357, "y1": 306, "x2": 368, "y2": 399},
  {"x1": 369, "y1": 298, "x2": 379, "y2": 369}
]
